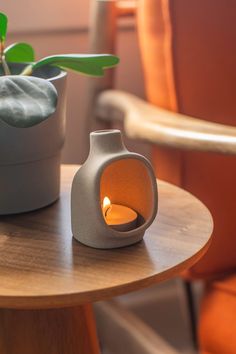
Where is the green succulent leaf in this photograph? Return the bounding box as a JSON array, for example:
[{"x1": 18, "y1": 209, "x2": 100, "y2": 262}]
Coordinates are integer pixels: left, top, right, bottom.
[
  {"x1": 0, "y1": 13, "x2": 7, "y2": 42},
  {"x1": 32, "y1": 54, "x2": 119, "y2": 76},
  {"x1": 0, "y1": 13, "x2": 10, "y2": 75},
  {"x1": 0, "y1": 76, "x2": 58, "y2": 128},
  {"x1": 5, "y1": 42, "x2": 35, "y2": 63}
]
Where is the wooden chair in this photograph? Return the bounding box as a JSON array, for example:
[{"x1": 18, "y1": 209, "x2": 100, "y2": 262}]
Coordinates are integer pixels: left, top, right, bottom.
[
  {"x1": 94, "y1": 301, "x2": 179, "y2": 354},
  {"x1": 88, "y1": 1, "x2": 236, "y2": 352}
]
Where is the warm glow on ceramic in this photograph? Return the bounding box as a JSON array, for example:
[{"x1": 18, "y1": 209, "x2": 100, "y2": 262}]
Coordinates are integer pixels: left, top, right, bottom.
[{"x1": 102, "y1": 196, "x2": 138, "y2": 231}]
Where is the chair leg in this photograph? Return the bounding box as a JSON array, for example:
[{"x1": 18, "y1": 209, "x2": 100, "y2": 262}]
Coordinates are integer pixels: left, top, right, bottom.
[{"x1": 183, "y1": 280, "x2": 198, "y2": 349}]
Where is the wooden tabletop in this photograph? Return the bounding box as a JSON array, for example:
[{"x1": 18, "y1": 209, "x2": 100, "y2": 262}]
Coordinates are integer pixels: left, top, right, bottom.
[{"x1": 0, "y1": 165, "x2": 213, "y2": 309}]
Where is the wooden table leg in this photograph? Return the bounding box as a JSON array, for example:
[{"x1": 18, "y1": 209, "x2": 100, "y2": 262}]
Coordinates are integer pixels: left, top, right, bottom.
[{"x1": 0, "y1": 304, "x2": 100, "y2": 354}]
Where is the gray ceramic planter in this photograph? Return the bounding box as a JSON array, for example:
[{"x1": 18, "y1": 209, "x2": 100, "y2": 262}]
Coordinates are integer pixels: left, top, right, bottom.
[{"x1": 0, "y1": 63, "x2": 67, "y2": 214}]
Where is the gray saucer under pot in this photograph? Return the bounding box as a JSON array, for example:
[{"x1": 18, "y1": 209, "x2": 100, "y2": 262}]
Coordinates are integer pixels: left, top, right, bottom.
[{"x1": 0, "y1": 63, "x2": 67, "y2": 215}]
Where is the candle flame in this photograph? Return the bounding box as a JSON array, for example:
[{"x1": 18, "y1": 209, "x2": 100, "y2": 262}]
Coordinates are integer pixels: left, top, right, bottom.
[
  {"x1": 103, "y1": 197, "x2": 111, "y2": 217},
  {"x1": 103, "y1": 196, "x2": 111, "y2": 209}
]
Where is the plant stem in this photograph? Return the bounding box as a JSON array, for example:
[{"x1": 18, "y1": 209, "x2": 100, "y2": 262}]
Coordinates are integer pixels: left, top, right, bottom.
[
  {"x1": 1, "y1": 55, "x2": 11, "y2": 75},
  {"x1": 20, "y1": 64, "x2": 33, "y2": 76},
  {"x1": 0, "y1": 40, "x2": 11, "y2": 75}
]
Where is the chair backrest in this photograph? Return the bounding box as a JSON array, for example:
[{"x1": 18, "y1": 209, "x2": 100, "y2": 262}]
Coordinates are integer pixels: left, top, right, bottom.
[{"x1": 137, "y1": 0, "x2": 236, "y2": 279}]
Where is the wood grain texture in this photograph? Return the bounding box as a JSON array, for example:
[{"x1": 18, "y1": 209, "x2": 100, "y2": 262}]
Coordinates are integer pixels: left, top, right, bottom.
[
  {"x1": 0, "y1": 304, "x2": 100, "y2": 354},
  {"x1": 96, "y1": 90, "x2": 236, "y2": 155},
  {"x1": 0, "y1": 165, "x2": 213, "y2": 309}
]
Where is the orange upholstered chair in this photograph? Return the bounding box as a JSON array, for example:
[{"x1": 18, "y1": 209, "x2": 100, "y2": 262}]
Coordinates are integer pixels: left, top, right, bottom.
[
  {"x1": 91, "y1": 0, "x2": 236, "y2": 352},
  {"x1": 199, "y1": 274, "x2": 236, "y2": 353},
  {"x1": 138, "y1": 0, "x2": 236, "y2": 281},
  {"x1": 136, "y1": 2, "x2": 236, "y2": 351}
]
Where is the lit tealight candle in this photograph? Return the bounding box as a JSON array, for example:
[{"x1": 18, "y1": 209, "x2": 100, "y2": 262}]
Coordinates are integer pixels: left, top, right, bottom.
[{"x1": 102, "y1": 197, "x2": 138, "y2": 232}]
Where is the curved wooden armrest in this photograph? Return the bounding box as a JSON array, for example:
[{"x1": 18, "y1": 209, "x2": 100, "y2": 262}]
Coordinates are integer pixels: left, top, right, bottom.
[
  {"x1": 96, "y1": 90, "x2": 236, "y2": 155},
  {"x1": 96, "y1": 0, "x2": 137, "y2": 17},
  {"x1": 117, "y1": 0, "x2": 137, "y2": 17}
]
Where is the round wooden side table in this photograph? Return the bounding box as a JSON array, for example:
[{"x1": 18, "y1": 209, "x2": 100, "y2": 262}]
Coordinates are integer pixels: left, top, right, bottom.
[{"x1": 0, "y1": 165, "x2": 213, "y2": 354}]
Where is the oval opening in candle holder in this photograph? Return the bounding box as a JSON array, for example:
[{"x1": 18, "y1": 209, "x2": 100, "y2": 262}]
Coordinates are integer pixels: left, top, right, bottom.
[{"x1": 100, "y1": 158, "x2": 154, "y2": 232}]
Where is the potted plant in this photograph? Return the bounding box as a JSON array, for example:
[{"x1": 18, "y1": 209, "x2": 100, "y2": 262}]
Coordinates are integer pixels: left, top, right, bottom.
[{"x1": 0, "y1": 12, "x2": 119, "y2": 215}]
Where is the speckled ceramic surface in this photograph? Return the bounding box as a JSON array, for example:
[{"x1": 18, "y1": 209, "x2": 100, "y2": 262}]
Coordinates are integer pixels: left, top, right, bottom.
[{"x1": 71, "y1": 129, "x2": 158, "y2": 249}]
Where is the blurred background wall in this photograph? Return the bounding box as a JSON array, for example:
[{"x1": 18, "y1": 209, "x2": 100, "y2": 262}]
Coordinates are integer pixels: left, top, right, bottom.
[{"x1": 2, "y1": 0, "x2": 149, "y2": 163}]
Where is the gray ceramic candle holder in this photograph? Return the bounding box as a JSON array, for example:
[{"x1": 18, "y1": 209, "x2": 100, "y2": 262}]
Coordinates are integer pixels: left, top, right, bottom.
[{"x1": 71, "y1": 129, "x2": 158, "y2": 249}]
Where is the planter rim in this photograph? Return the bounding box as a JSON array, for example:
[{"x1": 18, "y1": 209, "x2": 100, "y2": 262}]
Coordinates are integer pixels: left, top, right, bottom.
[
  {"x1": 0, "y1": 62, "x2": 67, "y2": 82},
  {"x1": 46, "y1": 68, "x2": 67, "y2": 82}
]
